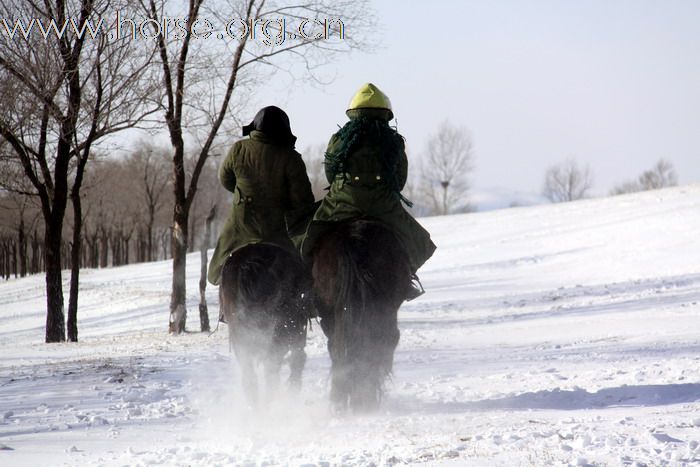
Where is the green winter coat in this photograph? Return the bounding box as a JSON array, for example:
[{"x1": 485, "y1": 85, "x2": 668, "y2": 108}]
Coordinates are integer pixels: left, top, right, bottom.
[
  {"x1": 208, "y1": 130, "x2": 314, "y2": 285},
  {"x1": 299, "y1": 113, "x2": 436, "y2": 272}
]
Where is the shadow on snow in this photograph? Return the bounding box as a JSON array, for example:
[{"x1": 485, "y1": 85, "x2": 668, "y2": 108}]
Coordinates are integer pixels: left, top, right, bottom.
[{"x1": 395, "y1": 383, "x2": 700, "y2": 414}]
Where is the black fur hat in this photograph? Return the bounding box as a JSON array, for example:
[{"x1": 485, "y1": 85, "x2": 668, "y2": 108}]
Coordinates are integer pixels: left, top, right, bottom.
[{"x1": 242, "y1": 106, "x2": 297, "y2": 148}]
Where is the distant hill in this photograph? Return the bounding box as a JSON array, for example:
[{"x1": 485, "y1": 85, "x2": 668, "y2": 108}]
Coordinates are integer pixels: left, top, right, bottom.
[{"x1": 470, "y1": 186, "x2": 548, "y2": 211}]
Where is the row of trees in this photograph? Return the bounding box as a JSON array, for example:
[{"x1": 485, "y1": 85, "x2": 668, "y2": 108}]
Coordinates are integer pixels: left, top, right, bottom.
[
  {"x1": 0, "y1": 145, "x2": 230, "y2": 278},
  {"x1": 543, "y1": 158, "x2": 679, "y2": 203}
]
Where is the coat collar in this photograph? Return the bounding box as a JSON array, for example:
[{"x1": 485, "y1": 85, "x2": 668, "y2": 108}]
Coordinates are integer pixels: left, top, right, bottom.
[{"x1": 249, "y1": 130, "x2": 294, "y2": 148}]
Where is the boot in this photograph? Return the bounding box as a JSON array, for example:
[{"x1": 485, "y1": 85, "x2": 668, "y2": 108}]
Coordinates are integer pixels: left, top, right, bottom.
[
  {"x1": 218, "y1": 307, "x2": 227, "y2": 324},
  {"x1": 405, "y1": 273, "x2": 425, "y2": 301}
]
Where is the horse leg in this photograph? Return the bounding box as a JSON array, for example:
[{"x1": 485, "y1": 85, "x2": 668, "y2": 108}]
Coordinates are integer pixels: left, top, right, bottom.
[
  {"x1": 287, "y1": 322, "x2": 307, "y2": 391},
  {"x1": 349, "y1": 303, "x2": 400, "y2": 412},
  {"x1": 350, "y1": 364, "x2": 380, "y2": 412},
  {"x1": 288, "y1": 348, "x2": 306, "y2": 391},
  {"x1": 329, "y1": 305, "x2": 353, "y2": 413},
  {"x1": 347, "y1": 328, "x2": 380, "y2": 412},
  {"x1": 382, "y1": 320, "x2": 400, "y2": 375},
  {"x1": 329, "y1": 364, "x2": 349, "y2": 412},
  {"x1": 229, "y1": 319, "x2": 258, "y2": 407},
  {"x1": 263, "y1": 345, "x2": 283, "y2": 402},
  {"x1": 235, "y1": 347, "x2": 258, "y2": 407},
  {"x1": 316, "y1": 298, "x2": 335, "y2": 358}
]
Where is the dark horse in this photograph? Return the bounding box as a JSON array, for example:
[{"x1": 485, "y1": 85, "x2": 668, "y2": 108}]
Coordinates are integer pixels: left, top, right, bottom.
[
  {"x1": 311, "y1": 219, "x2": 411, "y2": 412},
  {"x1": 219, "y1": 243, "x2": 309, "y2": 405}
]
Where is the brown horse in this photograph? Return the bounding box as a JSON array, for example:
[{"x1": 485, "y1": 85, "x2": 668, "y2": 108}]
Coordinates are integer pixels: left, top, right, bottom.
[
  {"x1": 219, "y1": 243, "x2": 309, "y2": 405},
  {"x1": 311, "y1": 219, "x2": 411, "y2": 412}
]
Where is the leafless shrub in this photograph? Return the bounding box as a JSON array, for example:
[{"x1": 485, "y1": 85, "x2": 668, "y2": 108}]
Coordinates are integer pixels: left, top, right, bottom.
[{"x1": 610, "y1": 159, "x2": 678, "y2": 195}]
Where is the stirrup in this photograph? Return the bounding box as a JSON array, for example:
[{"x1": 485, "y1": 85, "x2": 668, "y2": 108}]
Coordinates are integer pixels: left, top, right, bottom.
[{"x1": 406, "y1": 274, "x2": 425, "y2": 301}]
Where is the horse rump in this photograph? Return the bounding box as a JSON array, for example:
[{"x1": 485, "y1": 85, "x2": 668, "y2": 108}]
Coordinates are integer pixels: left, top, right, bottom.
[
  {"x1": 311, "y1": 219, "x2": 411, "y2": 412},
  {"x1": 219, "y1": 243, "x2": 309, "y2": 405}
]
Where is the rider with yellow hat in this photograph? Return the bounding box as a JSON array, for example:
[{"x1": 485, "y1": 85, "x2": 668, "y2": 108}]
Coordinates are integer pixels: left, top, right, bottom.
[{"x1": 298, "y1": 83, "x2": 436, "y2": 300}]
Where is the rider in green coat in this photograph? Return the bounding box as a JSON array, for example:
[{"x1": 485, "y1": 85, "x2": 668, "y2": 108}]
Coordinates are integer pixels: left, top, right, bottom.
[
  {"x1": 299, "y1": 83, "x2": 436, "y2": 299},
  {"x1": 208, "y1": 106, "x2": 315, "y2": 286}
]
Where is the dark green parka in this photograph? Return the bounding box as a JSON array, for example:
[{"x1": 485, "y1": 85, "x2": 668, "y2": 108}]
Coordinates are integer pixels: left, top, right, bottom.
[
  {"x1": 208, "y1": 129, "x2": 314, "y2": 285},
  {"x1": 299, "y1": 110, "x2": 436, "y2": 272}
]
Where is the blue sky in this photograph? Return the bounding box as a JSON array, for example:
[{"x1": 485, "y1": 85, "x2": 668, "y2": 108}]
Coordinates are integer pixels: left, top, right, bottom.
[{"x1": 254, "y1": 0, "x2": 700, "y2": 199}]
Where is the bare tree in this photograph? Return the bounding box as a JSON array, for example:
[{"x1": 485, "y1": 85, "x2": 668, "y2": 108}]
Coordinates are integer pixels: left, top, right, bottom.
[
  {"x1": 0, "y1": 0, "x2": 158, "y2": 342},
  {"x1": 421, "y1": 121, "x2": 475, "y2": 215},
  {"x1": 610, "y1": 159, "x2": 678, "y2": 195},
  {"x1": 542, "y1": 158, "x2": 593, "y2": 203},
  {"x1": 142, "y1": 0, "x2": 375, "y2": 333}
]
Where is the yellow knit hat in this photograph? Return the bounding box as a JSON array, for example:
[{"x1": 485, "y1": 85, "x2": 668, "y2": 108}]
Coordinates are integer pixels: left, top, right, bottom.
[{"x1": 346, "y1": 83, "x2": 393, "y2": 119}]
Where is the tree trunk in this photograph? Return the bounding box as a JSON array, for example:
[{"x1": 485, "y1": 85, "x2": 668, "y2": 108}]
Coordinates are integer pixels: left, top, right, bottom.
[
  {"x1": 198, "y1": 205, "x2": 216, "y2": 333},
  {"x1": 67, "y1": 192, "x2": 83, "y2": 342},
  {"x1": 11, "y1": 240, "x2": 17, "y2": 278},
  {"x1": 188, "y1": 213, "x2": 198, "y2": 253},
  {"x1": 137, "y1": 230, "x2": 145, "y2": 263},
  {"x1": 63, "y1": 241, "x2": 71, "y2": 270},
  {"x1": 18, "y1": 218, "x2": 27, "y2": 277},
  {"x1": 123, "y1": 237, "x2": 130, "y2": 265},
  {"x1": 31, "y1": 231, "x2": 40, "y2": 274},
  {"x1": 4, "y1": 241, "x2": 9, "y2": 279},
  {"x1": 44, "y1": 220, "x2": 66, "y2": 343},
  {"x1": 161, "y1": 230, "x2": 169, "y2": 260},
  {"x1": 5, "y1": 242, "x2": 11, "y2": 279},
  {"x1": 82, "y1": 240, "x2": 89, "y2": 268},
  {"x1": 141, "y1": 231, "x2": 147, "y2": 262},
  {"x1": 169, "y1": 132, "x2": 189, "y2": 334},
  {"x1": 441, "y1": 182, "x2": 449, "y2": 216},
  {"x1": 90, "y1": 233, "x2": 99, "y2": 268},
  {"x1": 147, "y1": 223, "x2": 154, "y2": 262},
  {"x1": 1, "y1": 241, "x2": 6, "y2": 279},
  {"x1": 99, "y1": 229, "x2": 109, "y2": 268},
  {"x1": 169, "y1": 209, "x2": 189, "y2": 334},
  {"x1": 110, "y1": 234, "x2": 118, "y2": 266}
]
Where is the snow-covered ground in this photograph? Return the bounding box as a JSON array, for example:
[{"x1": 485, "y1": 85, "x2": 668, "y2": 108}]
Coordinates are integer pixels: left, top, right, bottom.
[{"x1": 1, "y1": 185, "x2": 699, "y2": 466}]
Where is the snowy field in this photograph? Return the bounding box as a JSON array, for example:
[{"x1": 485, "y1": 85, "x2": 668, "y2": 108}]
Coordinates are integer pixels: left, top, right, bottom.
[{"x1": 1, "y1": 185, "x2": 699, "y2": 466}]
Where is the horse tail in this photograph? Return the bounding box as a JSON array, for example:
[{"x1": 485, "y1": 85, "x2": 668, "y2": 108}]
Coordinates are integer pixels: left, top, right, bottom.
[
  {"x1": 221, "y1": 243, "x2": 307, "y2": 341},
  {"x1": 329, "y1": 232, "x2": 361, "y2": 364},
  {"x1": 220, "y1": 244, "x2": 283, "y2": 326}
]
